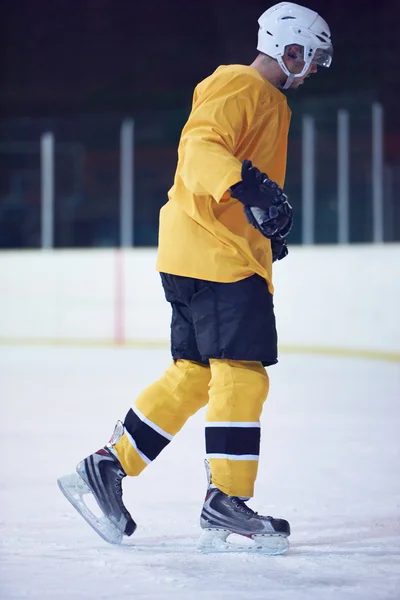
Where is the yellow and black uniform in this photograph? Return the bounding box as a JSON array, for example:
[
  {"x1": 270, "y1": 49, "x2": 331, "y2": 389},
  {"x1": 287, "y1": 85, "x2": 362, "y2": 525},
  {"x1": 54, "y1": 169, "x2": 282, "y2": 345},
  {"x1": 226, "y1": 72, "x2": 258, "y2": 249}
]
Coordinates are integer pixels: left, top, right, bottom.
[{"x1": 115, "y1": 65, "x2": 291, "y2": 498}]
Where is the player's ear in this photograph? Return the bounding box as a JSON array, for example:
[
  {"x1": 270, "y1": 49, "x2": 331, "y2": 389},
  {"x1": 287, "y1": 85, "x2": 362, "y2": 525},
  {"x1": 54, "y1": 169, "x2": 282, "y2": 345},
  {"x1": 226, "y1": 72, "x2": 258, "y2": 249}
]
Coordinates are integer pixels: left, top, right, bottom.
[{"x1": 285, "y1": 44, "x2": 303, "y2": 61}]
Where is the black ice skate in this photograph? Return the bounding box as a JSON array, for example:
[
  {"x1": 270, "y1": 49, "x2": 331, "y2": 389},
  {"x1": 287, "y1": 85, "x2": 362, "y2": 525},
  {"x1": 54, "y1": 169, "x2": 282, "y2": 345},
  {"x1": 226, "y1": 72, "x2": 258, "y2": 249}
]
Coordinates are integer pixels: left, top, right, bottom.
[
  {"x1": 57, "y1": 422, "x2": 136, "y2": 545},
  {"x1": 197, "y1": 462, "x2": 290, "y2": 555}
]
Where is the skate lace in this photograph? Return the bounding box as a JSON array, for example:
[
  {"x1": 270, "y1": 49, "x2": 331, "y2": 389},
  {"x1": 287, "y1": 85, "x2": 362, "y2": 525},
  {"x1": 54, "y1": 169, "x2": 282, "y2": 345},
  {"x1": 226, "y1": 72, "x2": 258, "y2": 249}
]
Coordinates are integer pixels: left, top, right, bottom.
[
  {"x1": 114, "y1": 473, "x2": 131, "y2": 520},
  {"x1": 231, "y1": 497, "x2": 257, "y2": 517},
  {"x1": 231, "y1": 497, "x2": 273, "y2": 521}
]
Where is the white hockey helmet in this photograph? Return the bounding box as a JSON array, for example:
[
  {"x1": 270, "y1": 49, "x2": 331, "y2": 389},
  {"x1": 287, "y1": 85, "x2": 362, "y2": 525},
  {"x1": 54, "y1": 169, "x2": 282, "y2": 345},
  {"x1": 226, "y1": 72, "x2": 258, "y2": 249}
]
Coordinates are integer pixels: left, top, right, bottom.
[{"x1": 257, "y1": 2, "x2": 333, "y2": 88}]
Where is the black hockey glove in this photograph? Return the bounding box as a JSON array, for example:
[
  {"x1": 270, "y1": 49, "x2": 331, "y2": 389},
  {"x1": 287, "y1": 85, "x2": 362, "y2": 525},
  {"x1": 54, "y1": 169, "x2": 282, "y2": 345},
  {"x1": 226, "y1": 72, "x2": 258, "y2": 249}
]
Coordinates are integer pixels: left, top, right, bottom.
[
  {"x1": 271, "y1": 234, "x2": 289, "y2": 262},
  {"x1": 230, "y1": 160, "x2": 293, "y2": 238}
]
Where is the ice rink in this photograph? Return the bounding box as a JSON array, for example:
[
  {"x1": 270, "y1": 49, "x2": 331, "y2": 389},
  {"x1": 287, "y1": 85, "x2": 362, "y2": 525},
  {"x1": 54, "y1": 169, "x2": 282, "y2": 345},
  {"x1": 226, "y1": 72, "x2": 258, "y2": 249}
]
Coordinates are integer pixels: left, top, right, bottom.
[{"x1": 1, "y1": 345, "x2": 399, "y2": 600}]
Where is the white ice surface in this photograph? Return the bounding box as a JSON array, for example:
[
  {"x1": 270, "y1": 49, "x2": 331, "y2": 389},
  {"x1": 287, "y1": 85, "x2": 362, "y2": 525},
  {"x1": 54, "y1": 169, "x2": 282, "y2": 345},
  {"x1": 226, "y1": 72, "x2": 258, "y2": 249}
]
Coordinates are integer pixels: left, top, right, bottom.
[{"x1": 1, "y1": 346, "x2": 400, "y2": 600}]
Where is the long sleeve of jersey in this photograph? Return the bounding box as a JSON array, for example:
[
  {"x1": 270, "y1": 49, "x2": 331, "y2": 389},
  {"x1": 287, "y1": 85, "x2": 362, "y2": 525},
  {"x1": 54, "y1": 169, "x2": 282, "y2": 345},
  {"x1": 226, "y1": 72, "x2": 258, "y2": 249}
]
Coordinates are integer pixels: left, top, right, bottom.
[{"x1": 178, "y1": 72, "x2": 265, "y2": 202}]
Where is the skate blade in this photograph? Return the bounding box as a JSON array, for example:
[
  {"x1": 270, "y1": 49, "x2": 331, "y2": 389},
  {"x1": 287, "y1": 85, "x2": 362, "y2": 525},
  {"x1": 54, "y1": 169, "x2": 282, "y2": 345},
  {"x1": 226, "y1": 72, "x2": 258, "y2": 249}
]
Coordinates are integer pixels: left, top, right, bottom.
[
  {"x1": 57, "y1": 472, "x2": 123, "y2": 545},
  {"x1": 197, "y1": 528, "x2": 289, "y2": 555}
]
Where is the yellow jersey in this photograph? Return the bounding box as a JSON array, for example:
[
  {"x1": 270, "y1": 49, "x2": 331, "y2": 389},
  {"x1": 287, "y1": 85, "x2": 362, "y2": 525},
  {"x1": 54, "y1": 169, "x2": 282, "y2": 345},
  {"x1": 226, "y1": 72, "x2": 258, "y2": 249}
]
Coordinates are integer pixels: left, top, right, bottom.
[{"x1": 156, "y1": 64, "x2": 291, "y2": 293}]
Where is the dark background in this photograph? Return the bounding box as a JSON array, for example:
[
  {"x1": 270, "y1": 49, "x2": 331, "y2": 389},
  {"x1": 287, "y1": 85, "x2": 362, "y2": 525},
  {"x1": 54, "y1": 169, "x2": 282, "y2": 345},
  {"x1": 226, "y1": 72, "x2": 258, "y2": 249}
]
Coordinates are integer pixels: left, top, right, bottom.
[
  {"x1": 1, "y1": 0, "x2": 399, "y2": 247},
  {"x1": 1, "y1": 1, "x2": 399, "y2": 124}
]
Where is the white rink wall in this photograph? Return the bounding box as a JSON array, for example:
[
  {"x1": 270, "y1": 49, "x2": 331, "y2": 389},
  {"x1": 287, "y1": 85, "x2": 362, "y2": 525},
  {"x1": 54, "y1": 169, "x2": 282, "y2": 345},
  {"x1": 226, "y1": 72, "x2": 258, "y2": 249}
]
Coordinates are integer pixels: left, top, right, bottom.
[{"x1": 0, "y1": 245, "x2": 399, "y2": 356}]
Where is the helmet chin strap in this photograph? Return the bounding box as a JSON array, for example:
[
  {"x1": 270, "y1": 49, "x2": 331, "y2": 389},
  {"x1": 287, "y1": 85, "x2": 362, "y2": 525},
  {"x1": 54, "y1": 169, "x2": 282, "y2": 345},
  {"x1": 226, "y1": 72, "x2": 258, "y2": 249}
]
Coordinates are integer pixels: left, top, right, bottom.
[
  {"x1": 282, "y1": 73, "x2": 295, "y2": 90},
  {"x1": 277, "y1": 56, "x2": 296, "y2": 90},
  {"x1": 277, "y1": 58, "x2": 311, "y2": 90}
]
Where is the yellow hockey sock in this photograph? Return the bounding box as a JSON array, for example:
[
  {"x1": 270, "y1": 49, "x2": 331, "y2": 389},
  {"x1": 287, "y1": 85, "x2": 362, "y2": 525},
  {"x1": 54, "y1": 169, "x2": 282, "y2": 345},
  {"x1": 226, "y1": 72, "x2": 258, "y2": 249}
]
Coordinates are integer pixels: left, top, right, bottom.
[
  {"x1": 114, "y1": 360, "x2": 210, "y2": 476},
  {"x1": 206, "y1": 359, "x2": 269, "y2": 498}
]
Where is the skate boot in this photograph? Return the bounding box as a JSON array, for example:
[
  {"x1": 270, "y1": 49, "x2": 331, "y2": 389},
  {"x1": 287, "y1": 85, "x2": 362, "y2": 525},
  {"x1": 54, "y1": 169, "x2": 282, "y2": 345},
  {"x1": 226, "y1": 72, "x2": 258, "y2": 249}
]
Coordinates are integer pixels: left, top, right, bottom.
[
  {"x1": 197, "y1": 462, "x2": 290, "y2": 555},
  {"x1": 57, "y1": 421, "x2": 136, "y2": 545}
]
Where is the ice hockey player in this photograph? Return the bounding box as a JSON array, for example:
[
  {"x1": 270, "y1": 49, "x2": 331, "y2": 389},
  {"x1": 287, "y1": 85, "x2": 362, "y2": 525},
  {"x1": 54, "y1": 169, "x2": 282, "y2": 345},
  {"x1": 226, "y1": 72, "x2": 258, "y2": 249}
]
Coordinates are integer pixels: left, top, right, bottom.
[{"x1": 58, "y1": 2, "x2": 332, "y2": 554}]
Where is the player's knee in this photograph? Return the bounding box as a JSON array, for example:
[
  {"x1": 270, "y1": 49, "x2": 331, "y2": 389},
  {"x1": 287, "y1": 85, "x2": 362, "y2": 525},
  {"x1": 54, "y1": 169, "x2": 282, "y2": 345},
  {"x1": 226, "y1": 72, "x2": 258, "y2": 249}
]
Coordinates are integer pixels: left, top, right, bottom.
[
  {"x1": 232, "y1": 360, "x2": 270, "y2": 402},
  {"x1": 209, "y1": 358, "x2": 269, "y2": 409}
]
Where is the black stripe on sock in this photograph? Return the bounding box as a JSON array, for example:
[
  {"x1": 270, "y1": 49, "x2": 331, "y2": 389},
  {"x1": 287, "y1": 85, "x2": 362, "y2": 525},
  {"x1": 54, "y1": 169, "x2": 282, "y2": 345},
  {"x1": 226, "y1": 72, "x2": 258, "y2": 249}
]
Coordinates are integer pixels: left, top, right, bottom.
[
  {"x1": 205, "y1": 426, "x2": 260, "y2": 457},
  {"x1": 124, "y1": 409, "x2": 170, "y2": 462}
]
